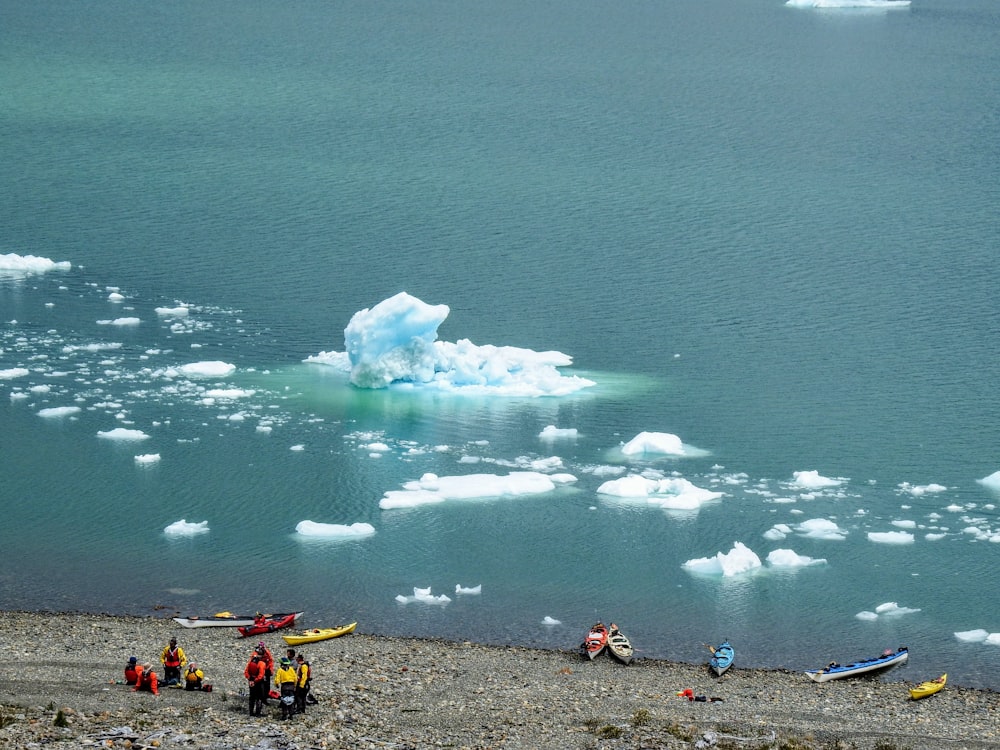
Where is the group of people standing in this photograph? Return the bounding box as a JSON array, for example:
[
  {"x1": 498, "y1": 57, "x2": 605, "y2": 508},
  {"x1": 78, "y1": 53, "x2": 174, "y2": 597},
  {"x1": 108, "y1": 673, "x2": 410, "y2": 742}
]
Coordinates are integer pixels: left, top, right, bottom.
[
  {"x1": 124, "y1": 637, "x2": 208, "y2": 696},
  {"x1": 244, "y1": 641, "x2": 312, "y2": 719}
]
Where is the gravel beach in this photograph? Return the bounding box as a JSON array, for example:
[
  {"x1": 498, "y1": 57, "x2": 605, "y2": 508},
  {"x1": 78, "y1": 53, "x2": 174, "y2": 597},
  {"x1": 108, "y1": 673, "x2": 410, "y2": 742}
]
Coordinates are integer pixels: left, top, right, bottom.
[{"x1": 1, "y1": 611, "x2": 997, "y2": 749}]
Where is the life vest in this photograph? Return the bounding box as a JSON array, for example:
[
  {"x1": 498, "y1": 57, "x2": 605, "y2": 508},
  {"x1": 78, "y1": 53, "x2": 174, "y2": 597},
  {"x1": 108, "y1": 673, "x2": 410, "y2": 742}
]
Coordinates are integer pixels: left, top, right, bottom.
[
  {"x1": 297, "y1": 661, "x2": 310, "y2": 688},
  {"x1": 164, "y1": 647, "x2": 181, "y2": 668}
]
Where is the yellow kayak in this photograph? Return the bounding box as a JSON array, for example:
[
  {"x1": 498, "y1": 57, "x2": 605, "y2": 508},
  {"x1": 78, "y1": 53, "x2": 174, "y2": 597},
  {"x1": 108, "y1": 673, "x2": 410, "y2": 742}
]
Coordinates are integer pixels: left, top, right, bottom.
[
  {"x1": 282, "y1": 621, "x2": 357, "y2": 646},
  {"x1": 909, "y1": 673, "x2": 946, "y2": 700}
]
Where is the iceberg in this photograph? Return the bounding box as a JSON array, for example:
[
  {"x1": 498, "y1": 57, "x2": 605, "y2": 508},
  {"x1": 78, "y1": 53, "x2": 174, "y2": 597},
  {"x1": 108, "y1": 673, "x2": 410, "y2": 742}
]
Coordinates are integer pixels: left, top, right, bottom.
[
  {"x1": 306, "y1": 292, "x2": 595, "y2": 396},
  {"x1": 164, "y1": 519, "x2": 209, "y2": 536},
  {"x1": 682, "y1": 541, "x2": 762, "y2": 577},
  {"x1": 597, "y1": 475, "x2": 722, "y2": 510},
  {"x1": 379, "y1": 471, "x2": 569, "y2": 509},
  {"x1": 0, "y1": 253, "x2": 71, "y2": 277},
  {"x1": 395, "y1": 586, "x2": 451, "y2": 605},
  {"x1": 295, "y1": 520, "x2": 376, "y2": 538}
]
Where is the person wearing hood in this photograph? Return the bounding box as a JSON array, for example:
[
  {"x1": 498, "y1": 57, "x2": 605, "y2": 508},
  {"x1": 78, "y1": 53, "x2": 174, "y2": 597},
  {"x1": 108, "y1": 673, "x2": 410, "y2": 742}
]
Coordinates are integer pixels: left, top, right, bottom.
[{"x1": 124, "y1": 656, "x2": 139, "y2": 685}]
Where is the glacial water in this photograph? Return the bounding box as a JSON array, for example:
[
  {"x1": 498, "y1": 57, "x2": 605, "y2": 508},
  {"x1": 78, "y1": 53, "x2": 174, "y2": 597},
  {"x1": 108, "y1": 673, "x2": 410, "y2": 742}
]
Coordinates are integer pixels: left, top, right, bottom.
[{"x1": 2, "y1": 0, "x2": 1000, "y2": 688}]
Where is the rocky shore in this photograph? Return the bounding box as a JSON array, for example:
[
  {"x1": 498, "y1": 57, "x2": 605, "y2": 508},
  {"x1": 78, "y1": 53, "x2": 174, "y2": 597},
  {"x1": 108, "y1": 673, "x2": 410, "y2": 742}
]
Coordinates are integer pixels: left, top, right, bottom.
[{"x1": 1, "y1": 611, "x2": 997, "y2": 749}]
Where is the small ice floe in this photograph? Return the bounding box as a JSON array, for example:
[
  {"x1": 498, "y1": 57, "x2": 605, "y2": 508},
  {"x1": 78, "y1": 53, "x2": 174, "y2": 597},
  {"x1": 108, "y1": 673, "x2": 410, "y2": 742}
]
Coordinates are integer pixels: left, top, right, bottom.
[
  {"x1": 0, "y1": 368, "x2": 30, "y2": 380},
  {"x1": 395, "y1": 587, "x2": 451, "y2": 605},
  {"x1": 98, "y1": 317, "x2": 140, "y2": 326},
  {"x1": 619, "y1": 431, "x2": 706, "y2": 457},
  {"x1": 0, "y1": 253, "x2": 71, "y2": 276},
  {"x1": 155, "y1": 306, "x2": 190, "y2": 317},
  {"x1": 954, "y1": 629, "x2": 991, "y2": 643},
  {"x1": 867, "y1": 530, "x2": 915, "y2": 544},
  {"x1": 857, "y1": 602, "x2": 921, "y2": 620},
  {"x1": 790, "y1": 470, "x2": 844, "y2": 489},
  {"x1": 763, "y1": 523, "x2": 793, "y2": 541},
  {"x1": 177, "y1": 361, "x2": 236, "y2": 378},
  {"x1": 37, "y1": 406, "x2": 81, "y2": 418},
  {"x1": 134, "y1": 454, "x2": 161, "y2": 465},
  {"x1": 542, "y1": 616, "x2": 561, "y2": 626},
  {"x1": 682, "y1": 542, "x2": 762, "y2": 577},
  {"x1": 898, "y1": 482, "x2": 947, "y2": 496},
  {"x1": 164, "y1": 519, "x2": 209, "y2": 536},
  {"x1": 539, "y1": 425, "x2": 578, "y2": 440},
  {"x1": 455, "y1": 584, "x2": 482, "y2": 595},
  {"x1": 597, "y1": 474, "x2": 722, "y2": 510},
  {"x1": 97, "y1": 427, "x2": 150, "y2": 441},
  {"x1": 765, "y1": 549, "x2": 826, "y2": 568},
  {"x1": 796, "y1": 518, "x2": 847, "y2": 540},
  {"x1": 294, "y1": 520, "x2": 375, "y2": 538},
  {"x1": 379, "y1": 471, "x2": 567, "y2": 510},
  {"x1": 290, "y1": 444, "x2": 305, "y2": 451}
]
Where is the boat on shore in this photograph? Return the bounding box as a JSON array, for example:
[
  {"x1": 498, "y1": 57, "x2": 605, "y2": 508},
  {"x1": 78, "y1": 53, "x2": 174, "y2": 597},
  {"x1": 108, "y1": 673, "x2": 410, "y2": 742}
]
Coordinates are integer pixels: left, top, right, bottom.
[
  {"x1": 806, "y1": 646, "x2": 909, "y2": 683},
  {"x1": 282, "y1": 621, "x2": 357, "y2": 646},
  {"x1": 909, "y1": 674, "x2": 946, "y2": 700},
  {"x1": 237, "y1": 611, "x2": 304, "y2": 638},
  {"x1": 606, "y1": 624, "x2": 634, "y2": 665},
  {"x1": 173, "y1": 612, "x2": 258, "y2": 628},
  {"x1": 708, "y1": 641, "x2": 735, "y2": 676},
  {"x1": 581, "y1": 622, "x2": 609, "y2": 660}
]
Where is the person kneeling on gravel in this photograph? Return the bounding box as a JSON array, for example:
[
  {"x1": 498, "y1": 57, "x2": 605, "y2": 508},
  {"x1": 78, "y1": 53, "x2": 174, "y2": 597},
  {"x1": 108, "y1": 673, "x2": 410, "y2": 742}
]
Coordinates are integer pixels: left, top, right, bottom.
[
  {"x1": 133, "y1": 664, "x2": 159, "y2": 696},
  {"x1": 184, "y1": 662, "x2": 205, "y2": 690}
]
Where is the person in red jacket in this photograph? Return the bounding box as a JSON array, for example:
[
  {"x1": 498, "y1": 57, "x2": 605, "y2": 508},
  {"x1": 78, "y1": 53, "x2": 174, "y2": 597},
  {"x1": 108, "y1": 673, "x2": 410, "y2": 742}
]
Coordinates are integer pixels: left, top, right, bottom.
[
  {"x1": 133, "y1": 664, "x2": 159, "y2": 695},
  {"x1": 255, "y1": 642, "x2": 274, "y2": 704},
  {"x1": 124, "y1": 656, "x2": 139, "y2": 685},
  {"x1": 244, "y1": 655, "x2": 266, "y2": 716}
]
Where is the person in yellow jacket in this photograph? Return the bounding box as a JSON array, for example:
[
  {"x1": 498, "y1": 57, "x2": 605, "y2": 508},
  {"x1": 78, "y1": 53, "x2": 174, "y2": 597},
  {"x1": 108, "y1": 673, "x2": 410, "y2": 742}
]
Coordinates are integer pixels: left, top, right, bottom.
[
  {"x1": 274, "y1": 657, "x2": 298, "y2": 720},
  {"x1": 183, "y1": 662, "x2": 205, "y2": 691},
  {"x1": 294, "y1": 653, "x2": 311, "y2": 715},
  {"x1": 160, "y1": 637, "x2": 186, "y2": 686}
]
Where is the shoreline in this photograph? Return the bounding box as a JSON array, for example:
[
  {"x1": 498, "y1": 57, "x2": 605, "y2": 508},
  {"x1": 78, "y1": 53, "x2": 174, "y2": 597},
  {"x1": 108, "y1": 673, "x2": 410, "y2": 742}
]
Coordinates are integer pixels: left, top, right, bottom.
[{"x1": 1, "y1": 610, "x2": 998, "y2": 749}]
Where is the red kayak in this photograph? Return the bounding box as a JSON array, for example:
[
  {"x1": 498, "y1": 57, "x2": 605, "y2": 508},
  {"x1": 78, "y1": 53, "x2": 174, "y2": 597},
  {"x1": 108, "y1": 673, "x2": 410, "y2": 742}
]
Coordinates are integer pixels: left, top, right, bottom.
[
  {"x1": 581, "y1": 622, "x2": 609, "y2": 660},
  {"x1": 237, "y1": 611, "x2": 304, "y2": 638}
]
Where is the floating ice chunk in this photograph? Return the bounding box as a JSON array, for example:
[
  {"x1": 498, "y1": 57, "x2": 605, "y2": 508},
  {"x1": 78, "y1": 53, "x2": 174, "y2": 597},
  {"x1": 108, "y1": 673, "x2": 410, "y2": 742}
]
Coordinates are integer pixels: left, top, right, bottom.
[
  {"x1": 620, "y1": 431, "x2": 684, "y2": 456},
  {"x1": 380, "y1": 471, "x2": 563, "y2": 509},
  {"x1": 977, "y1": 471, "x2": 1000, "y2": 492},
  {"x1": 203, "y1": 388, "x2": 255, "y2": 399},
  {"x1": 307, "y1": 292, "x2": 595, "y2": 396},
  {"x1": 295, "y1": 520, "x2": 376, "y2": 538},
  {"x1": 791, "y1": 471, "x2": 843, "y2": 489},
  {"x1": 0, "y1": 253, "x2": 71, "y2": 276},
  {"x1": 30, "y1": 384, "x2": 51, "y2": 394},
  {"x1": 455, "y1": 584, "x2": 482, "y2": 595},
  {"x1": 155, "y1": 306, "x2": 189, "y2": 317},
  {"x1": 597, "y1": 475, "x2": 722, "y2": 510},
  {"x1": 164, "y1": 519, "x2": 209, "y2": 536},
  {"x1": 539, "y1": 425, "x2": 578, "y2": 440},
  {"x1": 290, "y1": 444, "x2": 305, "y2": 451},
  {"x1": 898, "y1": 482, "x2": 947, "y2": 496},
  {"x1": 682, "y1": 542, "x2": 762, "y2": 577},
  {"x1": 134, "y1": 454, "x2": 161, "y2": 464},
  {"x1": 97, "y1": 427, "x2": 150, "y2": 441},
  {"x1": 875, "y1": 601, "x2": 920, "y2": 616},
  {"x1": 38, "y1": 406, "x2": 81, "y2": 418},
  {"x1": 97, "y1": 317, "x2": 141, "y2": 326},
  {"x1": 108, "y1": 292, "x2": 125, "y2": 302},
  {"x1": 891, "y1": 519, "x2": 916, "y2": 529},
  {"x1": 363, "y1": 442, "x2": 390, "y2": 452},
  {"x1": 542, "y1": 616, "x2": 561, "y2": 626},
  {"x1": 986, "y1": 634, "x2": 1000, "y2": 646},
  {"x1": 796, "y1": 518, "x2": 847, "y2": 540},
  {"x1": 924, "y1": 532, "x2": 947, "y2": 541},
  {"x1": 395, "y1": 586, "x2": 451, "y2": 605},
  {"x1": 856, "y1": 611, "x2": 879, "y2": 621},
  {"x1": 177, "y1": 361, "x2": 236, "y2": 378},
  {"x1": 766, "y1": 549, "x2": 826, "y2": 568},
  {"x1": 955, "y1": 629, "x2": 990, "y2": 643},
  {"x1": 0, "y1": 368, "x2": 30, "y2": 380},
  {"x1": 868, "y1": 531, "x2": 914, "y2": 544}
]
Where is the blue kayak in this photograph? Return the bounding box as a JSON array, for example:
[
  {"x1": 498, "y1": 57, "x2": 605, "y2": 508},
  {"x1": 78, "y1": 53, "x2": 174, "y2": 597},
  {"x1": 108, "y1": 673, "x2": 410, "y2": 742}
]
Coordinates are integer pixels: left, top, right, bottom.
[
  {"x1": 709, "y1": 641, "x2": 735, "y2": 676},
  {"x1": 806, "y1": 646, "x2": 909, "y2": 683}
]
